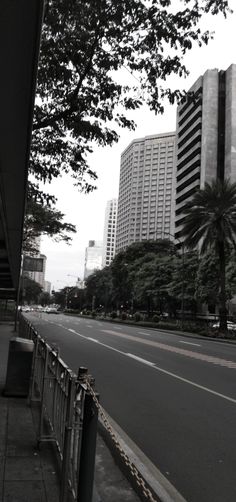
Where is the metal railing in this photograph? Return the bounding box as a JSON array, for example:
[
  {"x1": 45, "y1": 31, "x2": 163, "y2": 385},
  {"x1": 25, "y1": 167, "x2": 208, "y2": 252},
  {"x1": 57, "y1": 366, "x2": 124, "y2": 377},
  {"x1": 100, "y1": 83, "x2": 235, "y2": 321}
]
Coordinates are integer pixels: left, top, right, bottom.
[{"x1": 19, "y1": 316, "x2": 98, "y2": 502}]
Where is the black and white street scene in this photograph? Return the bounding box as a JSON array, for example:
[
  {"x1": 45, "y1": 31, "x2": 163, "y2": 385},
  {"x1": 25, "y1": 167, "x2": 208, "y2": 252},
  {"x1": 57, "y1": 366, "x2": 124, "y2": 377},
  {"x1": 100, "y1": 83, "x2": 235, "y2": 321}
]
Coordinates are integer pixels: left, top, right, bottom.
[{"x1": 1, "y1": 1, "x2": 236, "y2": 501}]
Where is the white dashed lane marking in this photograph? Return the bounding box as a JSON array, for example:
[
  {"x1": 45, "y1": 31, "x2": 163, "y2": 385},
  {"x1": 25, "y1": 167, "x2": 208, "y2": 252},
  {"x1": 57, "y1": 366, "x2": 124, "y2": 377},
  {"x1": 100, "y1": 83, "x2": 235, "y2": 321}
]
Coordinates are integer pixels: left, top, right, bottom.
[
  {"x1": 52, "y1": 323, "x2": 236, "y2": 404},
  {"x1": 138, "y1": 331, "x2": 151, "y2": 336},
  {"x1": 179, "y1": 341, "x2": 201, "y2": 347}
]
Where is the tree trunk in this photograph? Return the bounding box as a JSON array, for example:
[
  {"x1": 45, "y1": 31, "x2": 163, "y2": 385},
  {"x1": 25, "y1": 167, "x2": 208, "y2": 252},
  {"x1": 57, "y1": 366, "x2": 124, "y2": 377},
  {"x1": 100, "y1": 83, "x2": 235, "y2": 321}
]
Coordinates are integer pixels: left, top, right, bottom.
[
  {"x1": 218, "y1": 241, "x2": 227, "y2": 331},
  {"x1": 147, "y1": 295, "x2": 150, "y2": 318}
]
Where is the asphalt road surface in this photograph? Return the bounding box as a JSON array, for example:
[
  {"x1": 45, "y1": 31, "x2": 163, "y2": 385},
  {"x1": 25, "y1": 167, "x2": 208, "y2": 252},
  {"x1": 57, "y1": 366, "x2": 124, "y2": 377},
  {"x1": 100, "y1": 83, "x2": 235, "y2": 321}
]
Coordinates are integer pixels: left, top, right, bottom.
[{"x1": 26, "y1": 313, "x2": 236, "y2": 502}]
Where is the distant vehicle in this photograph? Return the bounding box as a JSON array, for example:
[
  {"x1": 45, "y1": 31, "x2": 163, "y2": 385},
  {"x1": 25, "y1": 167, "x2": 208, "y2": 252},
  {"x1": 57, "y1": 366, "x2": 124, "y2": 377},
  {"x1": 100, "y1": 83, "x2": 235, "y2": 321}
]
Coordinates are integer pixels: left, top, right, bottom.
[
  {"x1": 21, "y1": 306, "x2": 31, "y2": 312},
  {"x1": 212, "y1": 321, "x2": 236, "y2": 330},
  {"x1": 44, "y1": 307, "x2": 60, "y2": 314}
]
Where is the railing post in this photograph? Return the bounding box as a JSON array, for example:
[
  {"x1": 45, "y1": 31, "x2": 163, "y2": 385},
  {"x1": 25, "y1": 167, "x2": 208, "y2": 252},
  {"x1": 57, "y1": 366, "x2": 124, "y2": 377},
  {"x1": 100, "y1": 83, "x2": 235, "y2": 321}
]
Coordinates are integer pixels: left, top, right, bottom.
[
  {"x1": 28, "y1": 336, "x2": 38, "y2": 402},
  {"x1": 77, "y1": 390, "x2": 99, "y2": 502},
  {"x1": 38, "y1": 345, "x2": 49, "y2": 445},
  {"x1": 60, "y1": 376, "x2": 75, "y2": 502}
]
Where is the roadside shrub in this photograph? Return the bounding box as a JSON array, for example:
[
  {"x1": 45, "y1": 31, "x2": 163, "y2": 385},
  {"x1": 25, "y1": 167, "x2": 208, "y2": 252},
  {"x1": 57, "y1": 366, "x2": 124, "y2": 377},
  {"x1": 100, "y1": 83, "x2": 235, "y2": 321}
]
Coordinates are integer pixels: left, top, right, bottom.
[
  {"x1": 121, "y1": 312, "x2": 127, "y2": 320},
  {"x1": 110, "y1": 311, "x2": 117, "y2": 319},
  {"x1": 86, "y1": 310, "x2": 91, "y2": 316},
  {"x1": 134, "y1": 312, "x2": 142, "y2": 322},
  {"x1": 91, "y1": 311, "x2": 97, "y2": 318},
  {"x1": 157, "y1": 321, "x2": 180, "y2": 331},
  {"x1": 152, "y1": 314, "x2": 160, "y2": 323}
]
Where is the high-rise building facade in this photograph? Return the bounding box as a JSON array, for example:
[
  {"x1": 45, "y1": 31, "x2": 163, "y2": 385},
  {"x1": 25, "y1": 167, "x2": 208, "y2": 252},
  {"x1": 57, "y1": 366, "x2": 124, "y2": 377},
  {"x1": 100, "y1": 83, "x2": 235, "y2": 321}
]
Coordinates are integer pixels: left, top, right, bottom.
[
  {"x1": 102, "y1": 199, "x2": 117, "y2": 267},
  {"x1": 23, "y1": 253, "x2": 47, "y2": 289},
  {"x1": 84, "y1": 240, "x2": 103, "y2": 279},
  {"x1": 116, "y1": 132, "x2": 176, "y2": 253},
  {"x1": 174, "y1": 64, "x2": 236, "y2": 242}
]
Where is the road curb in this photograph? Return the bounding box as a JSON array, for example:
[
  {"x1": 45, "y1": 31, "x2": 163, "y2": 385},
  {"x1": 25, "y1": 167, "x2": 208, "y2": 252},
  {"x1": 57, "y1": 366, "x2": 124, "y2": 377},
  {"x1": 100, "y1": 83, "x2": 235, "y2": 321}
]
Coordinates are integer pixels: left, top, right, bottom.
[{"x1": 98, "y1": 409, "x2": 187, "y2": 502}]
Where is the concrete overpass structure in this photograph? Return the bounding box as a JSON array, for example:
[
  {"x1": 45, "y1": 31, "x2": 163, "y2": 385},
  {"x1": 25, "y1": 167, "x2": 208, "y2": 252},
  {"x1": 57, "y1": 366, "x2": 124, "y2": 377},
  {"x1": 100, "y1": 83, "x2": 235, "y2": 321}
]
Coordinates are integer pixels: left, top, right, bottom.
[{"x1": 0, "y1": 0, "x2": 44, "y2": 299}]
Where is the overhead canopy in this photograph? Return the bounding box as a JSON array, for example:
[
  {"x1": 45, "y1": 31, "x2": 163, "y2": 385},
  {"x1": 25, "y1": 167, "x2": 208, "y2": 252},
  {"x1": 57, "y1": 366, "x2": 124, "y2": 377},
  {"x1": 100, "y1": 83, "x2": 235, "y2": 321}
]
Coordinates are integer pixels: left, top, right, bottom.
[{"x1": 0, "y1": 0, "x2": 45, "y2": 299}]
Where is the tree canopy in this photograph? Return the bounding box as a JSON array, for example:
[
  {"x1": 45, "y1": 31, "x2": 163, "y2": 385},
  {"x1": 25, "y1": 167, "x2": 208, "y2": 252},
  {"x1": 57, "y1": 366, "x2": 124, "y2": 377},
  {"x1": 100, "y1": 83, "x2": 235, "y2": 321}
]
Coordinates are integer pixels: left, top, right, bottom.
[
  {"x1": 30, "y1": 0, "x2": 231, "y2": 202},
  {"x1": 182, "y1": 179, "x2": 236, "y2": 330},
  {"x1": 21, "y1": 277, "x2": 43, "y2": 304},
  {"x1": 23, "y1": 199, "x2": 76, "y2": 254}
]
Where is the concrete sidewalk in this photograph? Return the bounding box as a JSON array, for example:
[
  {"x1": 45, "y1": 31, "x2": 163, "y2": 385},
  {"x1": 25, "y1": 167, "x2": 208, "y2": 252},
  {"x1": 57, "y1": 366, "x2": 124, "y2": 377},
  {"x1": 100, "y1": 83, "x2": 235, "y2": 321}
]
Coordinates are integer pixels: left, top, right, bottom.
[{"x1": 0, "y1": 323, "x2": 140, "y2": 502}]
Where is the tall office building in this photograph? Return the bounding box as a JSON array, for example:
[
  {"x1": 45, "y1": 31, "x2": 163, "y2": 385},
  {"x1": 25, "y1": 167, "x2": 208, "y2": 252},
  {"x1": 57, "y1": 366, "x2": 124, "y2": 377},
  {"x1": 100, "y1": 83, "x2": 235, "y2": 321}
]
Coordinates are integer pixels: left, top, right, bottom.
[
  {"x1": 102, "y1": 199, "x2": 117, "y2": 267},
  {"x1": 116, "y1": 132, "x2": 176, "y2": 253},
  {"x1": 25, "y1": 253, "x2": 47, "y2": 288},
  {"x1": 174, "y1": 64, "x2": 236, "y2": 242},
  {"x1": 84, "y1": 240, "x2": 103, "y2": 279}
]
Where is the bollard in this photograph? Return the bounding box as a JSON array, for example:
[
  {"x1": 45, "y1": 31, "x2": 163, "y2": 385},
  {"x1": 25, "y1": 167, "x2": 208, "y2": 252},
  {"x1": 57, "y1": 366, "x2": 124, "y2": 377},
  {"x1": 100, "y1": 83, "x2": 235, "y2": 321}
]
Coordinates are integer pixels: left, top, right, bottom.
[
  {"x1": 77, "y1": 391, "x2": 99, "y2": 502},
  {"x1": 4, "y1": 337, "x2": 34, "y2": 396},
  {"x1": 78, "y1": 366, "x2": 88, "y2": 382}
]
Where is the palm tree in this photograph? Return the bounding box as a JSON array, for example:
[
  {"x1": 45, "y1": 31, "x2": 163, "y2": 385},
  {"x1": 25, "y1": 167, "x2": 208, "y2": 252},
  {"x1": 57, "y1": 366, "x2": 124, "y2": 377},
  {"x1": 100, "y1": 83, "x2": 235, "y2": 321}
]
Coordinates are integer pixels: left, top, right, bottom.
[{"x1": 181, "y1": 179, "x2": 236, "y2": 331}]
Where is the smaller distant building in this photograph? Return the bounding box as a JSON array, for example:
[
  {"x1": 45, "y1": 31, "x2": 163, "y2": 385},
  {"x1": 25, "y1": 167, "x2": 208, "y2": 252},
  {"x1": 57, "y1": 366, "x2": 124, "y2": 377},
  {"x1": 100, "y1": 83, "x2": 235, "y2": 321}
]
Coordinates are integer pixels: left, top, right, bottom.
[
  {"x1": 76, "y1": 278, "x2": 85, "y2": 289},
  {"x1": 84, "y1": 240, "x2": 103, "y2": 279},
  {"x1": 44, "y1": 280, "x2": 51, "y2": 294},
  {"x1": 102, "y1": 199, "x2": 117, "y2": 267}
]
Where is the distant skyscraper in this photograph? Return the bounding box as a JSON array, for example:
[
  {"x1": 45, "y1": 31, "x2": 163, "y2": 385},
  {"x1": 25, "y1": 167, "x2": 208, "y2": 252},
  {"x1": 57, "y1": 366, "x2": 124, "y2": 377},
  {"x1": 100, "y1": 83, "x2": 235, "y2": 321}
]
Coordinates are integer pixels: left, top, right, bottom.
[
  {"x1": 102, "y1": 199, "x2": 117, "y2": 267},
  {"x1": 174, "y1": 64, "x2": 236, "y2": 243},
  {"x1": 116, "y1": 132, "x2": 176, "y2": 253},
  {"x1": 84, "y1": 240, "x2": 103, "y2": 279}
]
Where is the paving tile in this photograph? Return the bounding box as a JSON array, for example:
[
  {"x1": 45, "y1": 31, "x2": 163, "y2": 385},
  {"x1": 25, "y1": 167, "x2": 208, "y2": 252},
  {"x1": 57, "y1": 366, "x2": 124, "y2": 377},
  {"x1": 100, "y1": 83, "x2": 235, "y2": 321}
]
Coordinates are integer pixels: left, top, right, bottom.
[
  {"x1": 6, "y1": 441, "x2": 38, "y2": 457},
  {"x1": 4, "y1": 480, "x2": 46, "y2": 502},
  {"x1": 0, "y1": 456, "x2": 5, "y2": 480},
  {"x1": 43, "y1": 481, "x2": 61, "y2": 502},
  {"x1": 0, "y1": 432, "x2": 7, "y2": 455},
  {"x1": 5, "y1": 457, "x2": 42, "y2": 481},
  {"x1": 95, "y1": 435, "x2": 141, "y2": 502},
  {"x1": 8, "y1": 402, "x2": 34, "y2": 429}
]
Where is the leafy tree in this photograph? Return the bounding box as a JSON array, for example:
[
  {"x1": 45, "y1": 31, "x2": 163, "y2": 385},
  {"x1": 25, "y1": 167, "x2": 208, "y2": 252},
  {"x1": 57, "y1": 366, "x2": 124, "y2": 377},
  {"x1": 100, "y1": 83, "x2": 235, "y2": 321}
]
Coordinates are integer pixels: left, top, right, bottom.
[
  {"x1": 52, "y1": 286, "x2": 78, "y2": 308},
  {"x1": 182, "y1": 179, "x2": 236, "y2": 331},
  {"x1": 195, "y1": 251, "x2": 220, "y2": 309},
  {"x1": 170, "y1": 251, "x2": 199, "y2": 315},
  {"x1": 30, "y1": 0, "x2": 231, "y2": 202},
  {"x1": 111, "y1": 239, "x2": 177, "y2": 311},
  {"x1": 226, "y1": 251, "x2": 236, "y2": 298},
  {"x1": 53, "y1": 288, "x2": 67, "y2": 307},
  {"x1": 85, "y1": 267, "x2": 114, "y2": 313},
  {"x1": 110, "y1": 253, "x2": 133, "y2": 309},
  {"x1": 133, "y1": 253, "x2": 175, "y2": 316},
  {"x1": 39, "y1": 291, "x2": 51, "y2": 306},
  {"x1": 23, "y1": 199, "x2": 76, "y2": 254},
  {"x1": 21, "y1": 277, "x2": 43, "y2": 304},
  {"x1": 195, "y1": 249, "x2": 236, "y2": 309}
]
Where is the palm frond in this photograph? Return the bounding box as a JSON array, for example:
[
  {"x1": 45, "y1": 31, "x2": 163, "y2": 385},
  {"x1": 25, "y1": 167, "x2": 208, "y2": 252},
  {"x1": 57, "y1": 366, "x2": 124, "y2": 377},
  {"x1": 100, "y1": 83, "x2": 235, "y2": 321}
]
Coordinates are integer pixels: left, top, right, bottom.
[{"x1": 182, "y1": 179, "x2": 236, "y2": 253}]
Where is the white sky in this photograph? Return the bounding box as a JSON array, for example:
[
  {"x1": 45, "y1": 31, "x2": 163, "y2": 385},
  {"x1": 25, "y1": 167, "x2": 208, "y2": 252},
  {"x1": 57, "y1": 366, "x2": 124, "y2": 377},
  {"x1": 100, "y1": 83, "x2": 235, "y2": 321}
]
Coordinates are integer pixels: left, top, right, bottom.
[{"x1": 41, "y1": 2, "x2": 236, "y2": 291}]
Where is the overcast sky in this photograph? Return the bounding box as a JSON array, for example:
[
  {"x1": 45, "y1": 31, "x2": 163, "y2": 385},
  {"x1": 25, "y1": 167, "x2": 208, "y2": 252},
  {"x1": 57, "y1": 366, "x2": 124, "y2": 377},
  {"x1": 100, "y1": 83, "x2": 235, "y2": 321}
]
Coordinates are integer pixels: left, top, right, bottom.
[{"x1": 41, "y1": 2, "x2": 236, "y2": 291}]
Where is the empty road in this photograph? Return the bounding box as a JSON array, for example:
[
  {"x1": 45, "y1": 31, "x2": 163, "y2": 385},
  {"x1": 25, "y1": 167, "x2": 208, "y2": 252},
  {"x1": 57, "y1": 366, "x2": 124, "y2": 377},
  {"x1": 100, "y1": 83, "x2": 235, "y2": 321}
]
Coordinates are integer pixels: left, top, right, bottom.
[{"x1": 26, "y1": 313, "x2": 236, "y2": 502}]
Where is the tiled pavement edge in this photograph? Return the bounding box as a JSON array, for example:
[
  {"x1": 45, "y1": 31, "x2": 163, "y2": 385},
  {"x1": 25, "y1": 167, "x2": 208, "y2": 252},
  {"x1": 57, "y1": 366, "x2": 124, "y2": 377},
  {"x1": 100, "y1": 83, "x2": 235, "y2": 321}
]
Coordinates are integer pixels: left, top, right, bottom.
[
  {"x1": 0, "y1": 323, "x2": 141, "y2": 502},
  {"x1": 0, "y1": 323, "x2": 61, "y2": 502}
]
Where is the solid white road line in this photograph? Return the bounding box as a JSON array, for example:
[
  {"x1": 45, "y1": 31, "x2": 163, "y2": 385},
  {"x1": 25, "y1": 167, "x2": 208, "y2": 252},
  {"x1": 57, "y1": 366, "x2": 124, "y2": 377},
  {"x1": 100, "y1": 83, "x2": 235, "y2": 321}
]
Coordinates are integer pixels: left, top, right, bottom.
[
  {"x1": 151, "y1": 364, "x2": 236, "y2": 405},
  {"x1": 126, "y1": 353, "x2": 155, "y2": 366}
]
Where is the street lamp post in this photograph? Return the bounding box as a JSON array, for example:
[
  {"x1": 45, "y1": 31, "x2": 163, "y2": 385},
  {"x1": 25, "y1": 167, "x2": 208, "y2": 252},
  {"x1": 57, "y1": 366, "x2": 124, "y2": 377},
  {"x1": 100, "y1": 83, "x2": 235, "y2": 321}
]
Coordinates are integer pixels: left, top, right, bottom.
[{"x1": 150, "y1": 230, "x2": 185, "y2": 328}]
